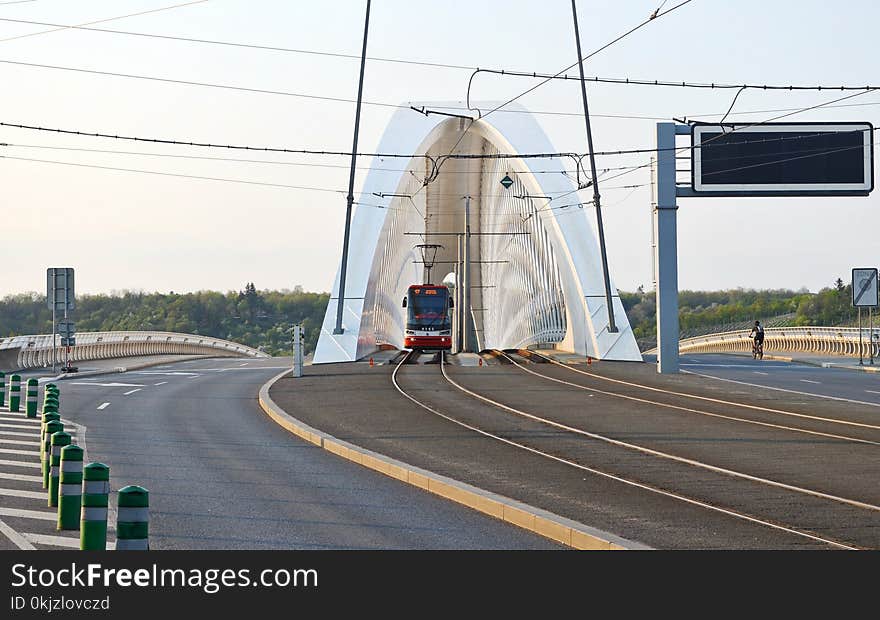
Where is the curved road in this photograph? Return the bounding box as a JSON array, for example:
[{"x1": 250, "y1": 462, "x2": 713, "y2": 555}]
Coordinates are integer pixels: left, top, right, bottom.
[
  {"x1": 679, "y1": 353, "x2": 880, "y2": 404},
  {"x1": 3, "y1": 357, "x2": 561, "y2": 550}
]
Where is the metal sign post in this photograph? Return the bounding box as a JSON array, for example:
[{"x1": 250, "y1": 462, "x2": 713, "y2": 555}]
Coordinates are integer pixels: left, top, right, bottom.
[
  {"x1": 852, "y1": 267, "x2": 878, "y2": 366},
  {"x1": 859, "y1": 307, "x2": 863, "y2": 366},
  {"x1": 655, "y1": 122, "x2": 874, "y2": 374},
  {"x1": 654, "y1": 124, "x2": 690, "y2": 373},
  {"x1": 57, "y1": 320, "x2": 76, "y2": 371},
  {"x1": 47, "y1": 268, "x2": 75, "y2": 374},
  {"x1": 292, "y1": 324, "x2": 304, "y2": 378}
]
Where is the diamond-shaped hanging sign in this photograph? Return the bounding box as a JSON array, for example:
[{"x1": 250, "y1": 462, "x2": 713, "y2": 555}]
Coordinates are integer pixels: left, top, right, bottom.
[{"x1": 499, "y1": 174, "x2": 514, "y2": 189}]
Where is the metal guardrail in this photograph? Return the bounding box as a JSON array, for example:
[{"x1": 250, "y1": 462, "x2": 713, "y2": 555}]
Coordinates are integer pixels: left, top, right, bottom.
[
  {"x1": 0, "y1": 330, "x2": 269, "y2": 370},
  {"x1": 657, "y1": 326, "x2": 880, "y2": 357}
]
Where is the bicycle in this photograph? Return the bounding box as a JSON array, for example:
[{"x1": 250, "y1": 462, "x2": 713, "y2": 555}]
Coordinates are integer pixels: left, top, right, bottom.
[{"x1": 752, "y1": 338, "x2": 764, "y2": 360}]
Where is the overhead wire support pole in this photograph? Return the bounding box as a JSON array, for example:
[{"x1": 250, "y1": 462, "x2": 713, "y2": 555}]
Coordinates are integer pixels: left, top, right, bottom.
[
  {"x1": 463, "y1": 195, "x2": 473, "y2": 353},
  {"x1": 334, "y1": 0, "x2": 371, "y2": 335},
  {"x1": 571, "y1": 0, "x2": 617, "y2": 334}
]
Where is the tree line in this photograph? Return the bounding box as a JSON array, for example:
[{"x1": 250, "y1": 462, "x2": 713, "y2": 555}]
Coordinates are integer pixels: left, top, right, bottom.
[
  {"x1": 0, "y1": 283, "x2": 328, "y2": 357},
  {"x1": 0, "y1": 279, "x2": 862, "y2": 356},
  {"x1": 621, "y1": 278, "x2": 858, "y2": 349}
]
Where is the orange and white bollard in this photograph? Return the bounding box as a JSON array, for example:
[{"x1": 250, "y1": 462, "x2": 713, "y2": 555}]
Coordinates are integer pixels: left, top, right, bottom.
[
  {"x1": 478, "y1": 358, "x2": 483, "y2": 367},
  {"x1": 369, "y1": 357, "x2": 374, "y2": 367},
  {"x1": 587, "y1": 356, "x2": 592, "y2": 366}
]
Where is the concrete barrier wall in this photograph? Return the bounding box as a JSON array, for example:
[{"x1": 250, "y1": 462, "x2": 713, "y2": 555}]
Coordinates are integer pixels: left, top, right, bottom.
[
  {"x1": 670, "y1": 327, "x2": 880, "y2": 358},
  {"x1": 0, "y1": 330, "x2": 269, "y2": 370}
]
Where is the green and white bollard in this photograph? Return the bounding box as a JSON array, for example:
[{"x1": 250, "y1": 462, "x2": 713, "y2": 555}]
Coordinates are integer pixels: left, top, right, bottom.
[
  {"x1": 44, "y1": 386, "x2": 59, "y2": 406},
  {"x1": 40, "y1": 411, "x2": 61, "y2": 479},
  {"x1": 81, "y1": 463, "x2": 110, "y2": 551},
  {"x1": 0, "y1": 371, "x2": 5, "y2": 407},
  {"x1": 43, "y1": 396, "x2": 59, "y2": 413},
  {"x1": 42, "y1": 420, "x2": 63, "y2": 489},
  {"x1": 48, "y1": 431, "x2": 72, "y2": 507},
  {"x1": 116, "y1": 486, "x2": 149, "y2": 550},
  {"x1": 58, "y1": 444, "x2": 83, "y2": 530},
  {"x1": 26, "y1": 379, "x2": 38, "y2": 418},
  {"x1": 9, "y1": 374, "x2": 21, "y2": 412}
]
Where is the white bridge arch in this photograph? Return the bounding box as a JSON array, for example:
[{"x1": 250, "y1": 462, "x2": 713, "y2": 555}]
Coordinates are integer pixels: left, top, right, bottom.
[{"x1": 314, "y1": 103, "x2": 642, "y2": 363}]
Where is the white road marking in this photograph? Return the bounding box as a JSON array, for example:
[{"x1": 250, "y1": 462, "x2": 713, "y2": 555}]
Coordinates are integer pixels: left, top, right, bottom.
[
  {"x1": 0, "y1": 487, "x2": 46, "y2": 500},
  {"x1": 680, "y1": 363, "x2": 785, "y2": 368},
  {"x1": 684, "y1": 371, "x2": 880, "y2": 409},
  {"x1": 0, "y1": 447, "x2": 39, "y2": 456},
  {"x1": 800, "y1": 379, "x2": 821, "y2": 385},
  {"x1": 178, "y1": 366, "x2": 289, "y2": 372},
  {"x1": 123, "y1": 388, "x2": 142, "y2": 396},
  {"x1": 70, "y1": 381, "x2": 144, "y2": 387},
  {"x1": 0, "y1": 438, "x2": 39, "y2": 447},
  {"x1": 24, "y1": 532, "x2": 101, "y2": 548},
  {"x1": 97, "y1": 402, "x2": 110, "y2": 411},
  {"x1": 239, "y1": 362, "x2": 248, "y2": 366},
  {"x1": 0, "y1": 506, "x2": 57, "y2": 521},
  {"x1": 0, "y1": 423, "x2": 40, "y2": 431},
  {"x1": 0, "y1": 459, "x2": 40, "y2": 469},
  {"x1": 0, "y1": 518, "x2": 36, "y2": 550},
  {"x1": 154, "y1": 381, "x2": 168, "y2": 386},
  {"x1": 0, "y1": 430, "x2": 36, "y2": 438},
  {"x1": 132, "y1": 371, "x2": 199, "y2": 376},
  {"x1": 866, "y1": 390, "x2": 880, "y2": 395},
  {"x1": 0, "y1": 472, "x2": 42, "y2": 483},
  {"x1": 753, "y1": 371, "x2": 769, "y2": 376},
  {"x1": 22, "y1": 533, "x2": 81, "y2": 548},
  {"x1": 0, "y1": 416, "x2": 40, "y2": 424}
]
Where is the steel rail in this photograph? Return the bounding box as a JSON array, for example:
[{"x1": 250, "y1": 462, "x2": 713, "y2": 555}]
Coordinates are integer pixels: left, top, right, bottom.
[{"x1": 389, "y1": 350, "x2": 858, "y2": 550}]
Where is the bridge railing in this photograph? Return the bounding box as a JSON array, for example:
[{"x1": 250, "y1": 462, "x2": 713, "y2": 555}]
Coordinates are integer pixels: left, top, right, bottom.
[
  {"x1": 669, "y1": 327, "x2": 880, "y2": 358},
  {"x1": 0, "y1": 331, "x2": 269, "y2": 370}
]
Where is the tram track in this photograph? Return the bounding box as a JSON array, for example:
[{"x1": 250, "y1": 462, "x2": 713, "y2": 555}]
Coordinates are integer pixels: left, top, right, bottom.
[
  {"x1": 497, "y1": 350, "x2": 880, "y2": 447},
  {"x1": 391, "y1": 349, "x2": 877, "y2": 549},
  {"x1": 520, "y1": 349, "x2": 880, "y2": 433}
]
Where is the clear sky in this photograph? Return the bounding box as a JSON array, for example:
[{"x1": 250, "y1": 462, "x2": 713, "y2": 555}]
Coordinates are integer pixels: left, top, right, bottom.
[{"x1": 1, "y1": 0, "x2": 878, "y2": 297}]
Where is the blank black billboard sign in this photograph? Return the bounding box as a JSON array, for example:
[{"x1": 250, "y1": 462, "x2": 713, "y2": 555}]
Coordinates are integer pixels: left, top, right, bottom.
[{"x1": 692, "y1": 123, "x2": 873, "y2": 196}]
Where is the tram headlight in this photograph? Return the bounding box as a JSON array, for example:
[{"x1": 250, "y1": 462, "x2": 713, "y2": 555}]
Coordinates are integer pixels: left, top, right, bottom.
[
  {"x1": 439, "y1": 330, "x2": 451, "y2": 335},
  {"x1": 405, "y1": 330, "x2": 415, "y2": 335}
]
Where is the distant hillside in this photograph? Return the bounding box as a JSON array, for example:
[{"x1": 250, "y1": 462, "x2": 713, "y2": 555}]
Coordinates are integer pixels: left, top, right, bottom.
[
  {"x1": 0, "y1": 283, "x2": 328, "y2": 357},
  {"x1": 622, "y1": 279, "x2": 857, "y2": 351},
  {"x1": 0, "y1": 279, "x2": 862, "y2": 355}
]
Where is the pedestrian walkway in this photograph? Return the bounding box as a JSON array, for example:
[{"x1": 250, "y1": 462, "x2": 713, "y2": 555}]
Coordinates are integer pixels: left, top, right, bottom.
[{"x1": 0, "y1": 405, "x2": 84, "y2": 550}]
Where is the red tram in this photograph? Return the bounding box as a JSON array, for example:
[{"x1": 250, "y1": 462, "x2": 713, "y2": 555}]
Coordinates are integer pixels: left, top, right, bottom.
[{"x1": 402, "y1": 284, "x2": 453, "y2": 350}]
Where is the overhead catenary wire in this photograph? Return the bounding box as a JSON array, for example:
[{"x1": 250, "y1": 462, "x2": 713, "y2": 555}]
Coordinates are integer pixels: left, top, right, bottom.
[
  {"x1": 0, "y1": 15, "x2": 477, "y2": 71},
  {"x1": 466, "y1": 69, "x2": 880, "y2": 94},
  {"x1": 2, "y1": 118, "x2": 875, "y2": 165},
  {"x1": 2, "y1": 142, "x2": 628, "y2": 176},
  {"x1": 0, "y1": 0, "x2": 211, "y2": 43},
  {"x1": 0, "y1": 58, "x2": 408, "y2": 110},
  {"x1": 1, "y1": 56, "x2": 877, "y2": 124},
  {"x1": 0, "y1": 155, "x2": 347, "y2": 193},
  {"x1": 469, "y1": 0, "x2": 697, "y2": 119}
]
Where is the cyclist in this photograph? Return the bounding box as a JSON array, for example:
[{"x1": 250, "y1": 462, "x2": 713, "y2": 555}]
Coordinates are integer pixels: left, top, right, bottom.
[{"x1": 750, "y1": 320, "x2": 765, "y2": 359}]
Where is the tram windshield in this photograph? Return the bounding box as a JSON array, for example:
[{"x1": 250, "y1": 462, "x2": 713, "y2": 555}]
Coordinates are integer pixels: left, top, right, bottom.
[{"x1": 407, "y1": 288, "x2": 450, "y2": 330}]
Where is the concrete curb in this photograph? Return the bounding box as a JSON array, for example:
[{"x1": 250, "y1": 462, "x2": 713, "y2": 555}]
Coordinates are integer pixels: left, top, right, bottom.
[{"x1": 258, "y1": 369, "x2": 648, "y2": 551}]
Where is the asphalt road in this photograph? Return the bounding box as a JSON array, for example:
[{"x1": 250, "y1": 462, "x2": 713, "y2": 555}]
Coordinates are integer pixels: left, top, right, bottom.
[
  {"x1": 679, "y1": 353, "x2": 880, "y2": 405},
  {"x1": 0, "y1": 357, "x2": 561, "y2": 550}
]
